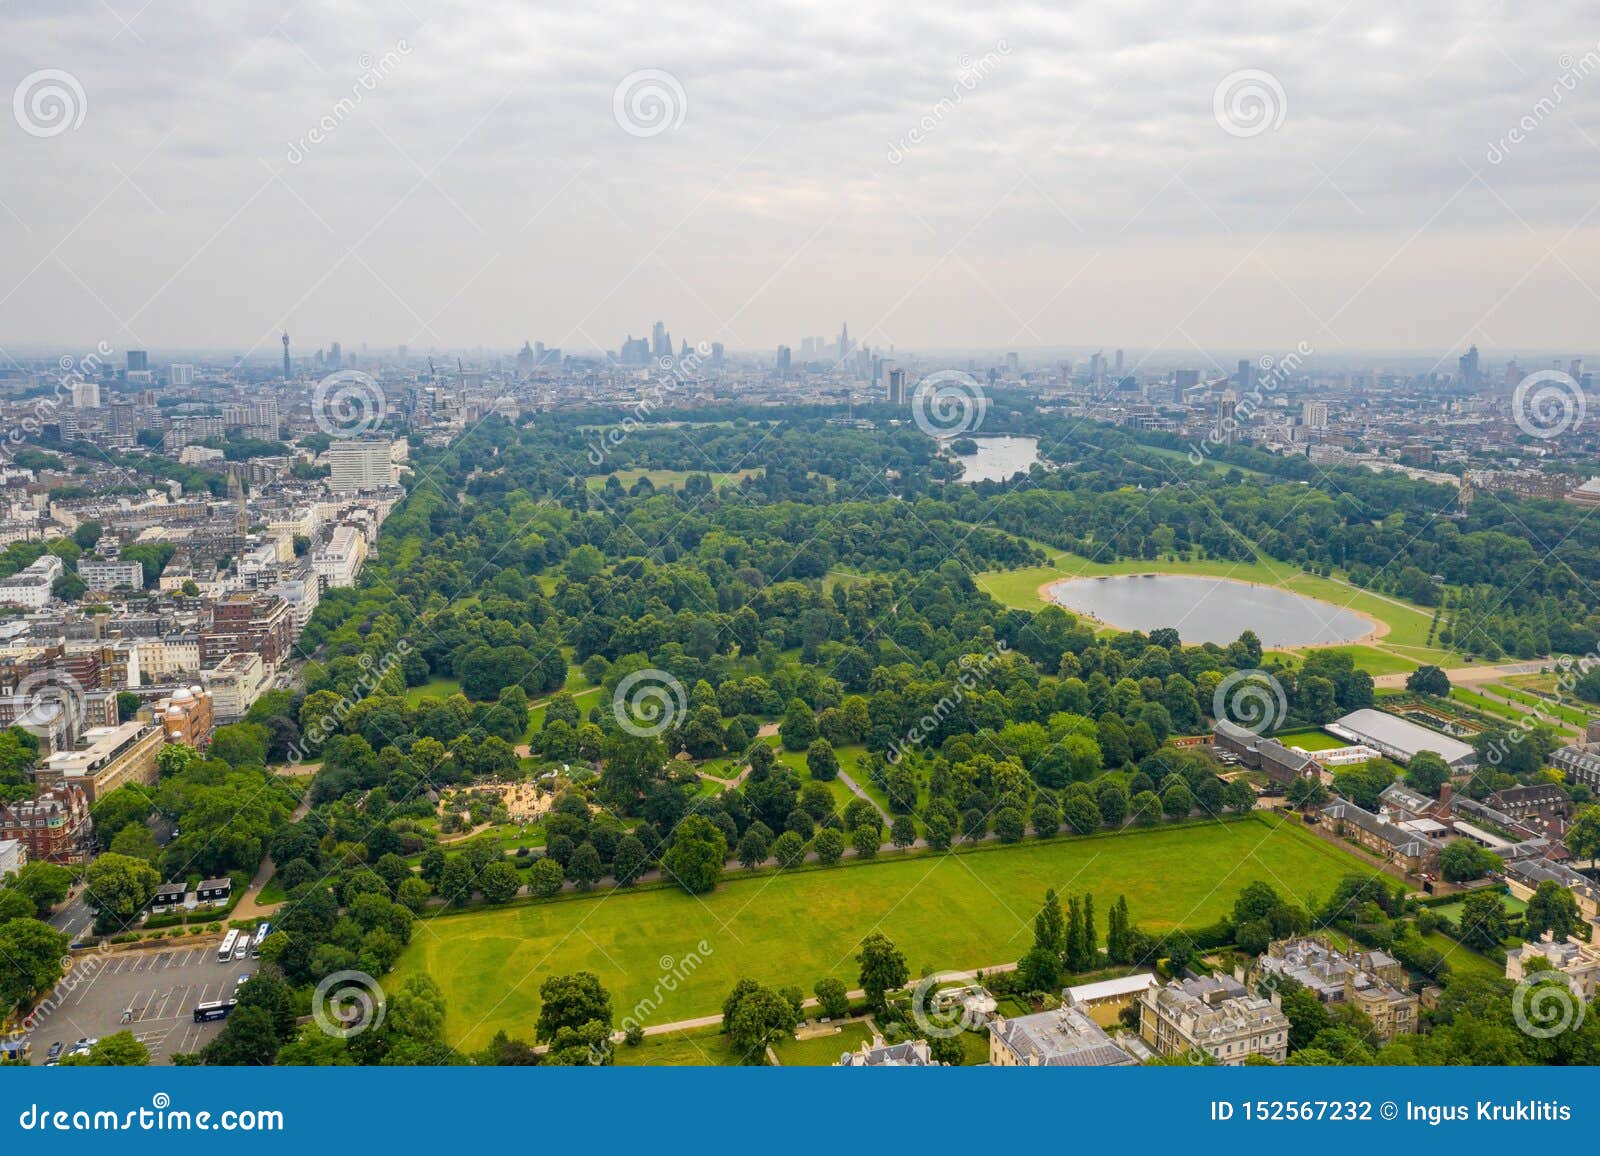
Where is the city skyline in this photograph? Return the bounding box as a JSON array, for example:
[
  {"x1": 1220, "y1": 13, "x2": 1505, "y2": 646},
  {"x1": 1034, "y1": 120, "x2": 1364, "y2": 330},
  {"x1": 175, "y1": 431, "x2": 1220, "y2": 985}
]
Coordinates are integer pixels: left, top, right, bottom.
[{"x1": 3, "y1": 2, "x2": 1599, "y2": 356}]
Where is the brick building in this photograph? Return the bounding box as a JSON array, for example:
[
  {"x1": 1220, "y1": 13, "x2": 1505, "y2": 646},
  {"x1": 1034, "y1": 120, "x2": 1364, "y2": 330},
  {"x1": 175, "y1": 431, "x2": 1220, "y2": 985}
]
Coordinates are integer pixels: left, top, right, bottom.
[{"x1": 0, "y1": 785, "x2": 92, "y2": 864}]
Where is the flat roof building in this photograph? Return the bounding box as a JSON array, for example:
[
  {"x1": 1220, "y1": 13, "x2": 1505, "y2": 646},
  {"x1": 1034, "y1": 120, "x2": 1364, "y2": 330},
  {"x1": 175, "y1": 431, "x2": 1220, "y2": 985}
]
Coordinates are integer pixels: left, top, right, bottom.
[
  {"x1": 990, "y1": 1003, "x2": 1139, "y2": 1067},
  {"x1": 1327, "y1": 708, "x2": 1476, "y2": 770}
]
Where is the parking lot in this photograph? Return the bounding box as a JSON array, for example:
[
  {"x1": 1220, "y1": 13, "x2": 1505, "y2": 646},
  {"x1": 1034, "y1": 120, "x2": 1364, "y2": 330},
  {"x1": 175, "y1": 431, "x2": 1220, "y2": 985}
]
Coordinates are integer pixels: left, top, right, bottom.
[{"x1": 25, "y1": 943, "x2": 247, "y2": 1064}]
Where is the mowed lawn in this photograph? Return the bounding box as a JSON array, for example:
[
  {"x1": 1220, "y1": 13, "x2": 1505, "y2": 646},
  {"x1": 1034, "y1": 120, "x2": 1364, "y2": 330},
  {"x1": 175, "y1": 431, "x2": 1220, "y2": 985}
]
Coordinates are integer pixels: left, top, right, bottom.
[{"x1": 391, "y1": 814, "x2": 1376, "y2": 1051}]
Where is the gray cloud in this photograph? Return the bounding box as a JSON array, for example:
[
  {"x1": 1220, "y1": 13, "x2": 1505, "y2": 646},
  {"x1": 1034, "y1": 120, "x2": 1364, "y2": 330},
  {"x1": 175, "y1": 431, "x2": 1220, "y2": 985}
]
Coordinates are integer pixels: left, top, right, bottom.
[{"x1": 1, "y1": 0, "x2": 1597, "y2": 358}]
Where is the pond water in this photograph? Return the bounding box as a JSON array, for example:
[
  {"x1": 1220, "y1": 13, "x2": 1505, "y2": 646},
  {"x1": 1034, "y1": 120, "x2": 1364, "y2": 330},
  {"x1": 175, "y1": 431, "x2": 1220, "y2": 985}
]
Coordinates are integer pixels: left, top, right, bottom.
[
  {"x1": 1045, "y1": 574, "x2": 1374, "y2": 647},
  {"x1": 952, "y1": 435, "x2": 1040, "y2": 483}
]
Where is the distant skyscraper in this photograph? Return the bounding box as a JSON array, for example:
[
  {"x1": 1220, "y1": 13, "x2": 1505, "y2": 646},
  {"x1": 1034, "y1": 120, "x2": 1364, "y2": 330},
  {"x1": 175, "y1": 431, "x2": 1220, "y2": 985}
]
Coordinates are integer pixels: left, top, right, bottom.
[
  {"x1": 651, "y1": 322, "x2": 670, "y2": 359},
  {"x1": 167, "y1": 363, "x2": 194, "y2": 387},
  {"x1": 1089, "y1": 351, "x2": 1104, "y2": 388},
  {"x1": 886, "y1": 368, "x2": 907, "y2": 405},
  {"x1": 329, "y1": 342, "x2": 342, "y2": 369},
  {"x1": 1236, "y1": 359, "x2": 1255, "y2": 392},
  {"x1": 126, "y1": 350, "x2": 148, "y2": 373},
  {"x1": 710, "y1": 343, "x2": 724, "y2": 366},
  {"x1": 1301, "y1": 400, "x2": 1328, "y2": 431},
  {"x1": 837, "y1": 322, "x2": 851, "y2": 364},
  {"x1": 1458, "y1": 345, "x2": 1479, "y2": 389},
  {"x1": 282, "y1": 332, "x2": 291, "y2": 380},
  {"x1": 1006, "y1": 351, "x2": 1020, "y2": 376},
  {"x1": 1216, "y1": 390, "x2": 1239, "y2": 442},
  {"x1": 1114, "y1": 349, "x2": 1124, "y2": 377},
  {"x1": 1175, "y1": 369, "x2": 1200, "y2": 392},
  {"x1": 775, "y1": 345, "x2": 791, "y2": 375}
]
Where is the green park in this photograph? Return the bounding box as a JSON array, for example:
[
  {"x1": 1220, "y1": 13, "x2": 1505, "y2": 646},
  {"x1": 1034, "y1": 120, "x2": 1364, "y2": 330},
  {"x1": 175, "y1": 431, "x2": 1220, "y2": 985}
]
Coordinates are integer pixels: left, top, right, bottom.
[{"x1": 390, "y1": 812, "x2": 1379, "y2": 1051}]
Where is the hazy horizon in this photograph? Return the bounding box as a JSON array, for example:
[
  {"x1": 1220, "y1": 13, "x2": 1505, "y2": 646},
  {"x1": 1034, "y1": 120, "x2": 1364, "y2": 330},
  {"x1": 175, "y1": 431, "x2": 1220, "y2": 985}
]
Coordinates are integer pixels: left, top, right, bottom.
[{"x1": 4, "y1": 1, "x2": 1599, "y2": 362}]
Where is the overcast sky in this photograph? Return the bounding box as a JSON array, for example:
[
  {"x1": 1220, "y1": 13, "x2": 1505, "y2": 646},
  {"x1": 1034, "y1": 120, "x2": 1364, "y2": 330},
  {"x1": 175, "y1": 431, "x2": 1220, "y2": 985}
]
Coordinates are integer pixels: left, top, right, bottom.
[{"x1": 2, "y1": 0, "x2": 1598, "y2": 362}]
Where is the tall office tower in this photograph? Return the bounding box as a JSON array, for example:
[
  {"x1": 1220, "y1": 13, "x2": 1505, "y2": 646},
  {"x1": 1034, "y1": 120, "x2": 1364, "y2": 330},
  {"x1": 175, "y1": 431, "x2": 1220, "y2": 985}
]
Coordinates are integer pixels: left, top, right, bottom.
[
  {"x1": 1302, "y1": 400, "x2": 1329, "y2": 431},
  {"x1": 167, "y1": 363, "x2": 194, "y2": 387},
  {"x1": 70, "y1": 380, "x2": 101, "y2": 408},
  {"x1": 837, "y1": 322, "x2": 851, "y2": 364},
  {"x1": 1569, "y1": 359, "x2": 1583, "y2": 379},
  {"x1": 651, "y1": 322, "x2": 669, "y2": 359},
  {"x1": 1216, "y1": 391, "x2": 1239, "y2": 442},
  {"x1": 282, "y1": 332, "x2": 291, "y2": 380},
  {"x1": 1175, "y1": 369, "x2": 1200, "y2": 392},
  {"x1": 710, "y1": 343, "x2": 724, "y2": 366},
  {"x1": 1114, "y1": 349, "x2": 1124, "y2": 377},
  {"x1": 1089, "y1": 351, "x2": 1104, "y2": 388},
  {"x1": 1006, "y1": 351, "x2": 1020, "y2": 375},
  {"x1": 886, "y1": 368, "x2": 907, "y2": 405},
  {"x1": 329, "y1": 342, "x2": 343, "y2": 369},
  {"x1": 126, "y1": 350, "x2": 148, "y2": 373},
  {"x1": 1236, "y1": 359, "x2": 1255, "y2": 392},
  {"x1": 1458, "y1": 345, "x2": 1479, "y2": 389},
  {"x1": 775, "y1": 345, "x2": 791, "y2": 375}
]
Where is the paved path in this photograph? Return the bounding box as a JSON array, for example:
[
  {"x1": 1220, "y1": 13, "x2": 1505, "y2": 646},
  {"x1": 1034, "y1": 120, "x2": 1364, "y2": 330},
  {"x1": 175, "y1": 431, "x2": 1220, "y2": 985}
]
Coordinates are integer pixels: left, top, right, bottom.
[
  {"x1": 1372, "y1": 663, "x2": 1545, "y2": 689},
  {"x1": 527, "y1": 960, "x2": 1023, "y2": 1054},
  {"x1": 837, "y1": 770, "x2": 892, "y2": 825}
]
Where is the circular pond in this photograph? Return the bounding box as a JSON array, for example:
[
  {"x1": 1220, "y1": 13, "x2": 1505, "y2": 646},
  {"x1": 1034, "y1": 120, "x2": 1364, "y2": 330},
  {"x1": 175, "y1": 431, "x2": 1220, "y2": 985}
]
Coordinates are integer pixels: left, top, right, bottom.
[{"x1": 1045, "y1": 573, "x2": 1376, "y2": 647}]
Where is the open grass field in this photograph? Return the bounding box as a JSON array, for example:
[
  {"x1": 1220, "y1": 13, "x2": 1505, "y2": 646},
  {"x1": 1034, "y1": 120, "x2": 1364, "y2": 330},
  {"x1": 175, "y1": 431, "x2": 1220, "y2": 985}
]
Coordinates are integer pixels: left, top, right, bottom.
[
  {"x1": 1484, "y1": 683, "x2": 1592, "y2": 728},
  {"x1": 974, "y1": 539, "x2": 1458, "y2": 665},
  {"x1": 404, "y1": 676, "x2": 462, "y2": 705},
  {"x1": 1429, "y1": 894, "x2": 1526, "y2": 924},
  {"x1": 1137, "y1": 444, "x2": 1266, "y2": 478},
  {"x1": 612, "y1": 1026, "x2": 742, "y2": 1066},
  {"x1": 1272, "y1": 728, "x2": 1348, "y2": 752},
  {"x1": 390, "y1": 813, "x2": 1380, "y2": 1051},
  {"x1": 525, "y1": 685, "x2": 602, "y2": 737},
  {"x1": 772, "y1": 1021, "x2": 874, "y2": 1066},
  {"x1": 1418, "y1": 930, "x2": 1505, "y2": 984}
]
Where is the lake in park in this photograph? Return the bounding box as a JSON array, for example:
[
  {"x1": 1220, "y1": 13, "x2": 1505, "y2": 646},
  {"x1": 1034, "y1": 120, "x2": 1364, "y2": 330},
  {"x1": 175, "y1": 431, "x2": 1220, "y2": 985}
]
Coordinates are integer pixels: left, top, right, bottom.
[
  {"x1": 953, "y1": 435, "x2": 1040, "y2": 483},
  {"x1": 1045, "y1": 573, "x2": 1375, "y2": 647}
]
